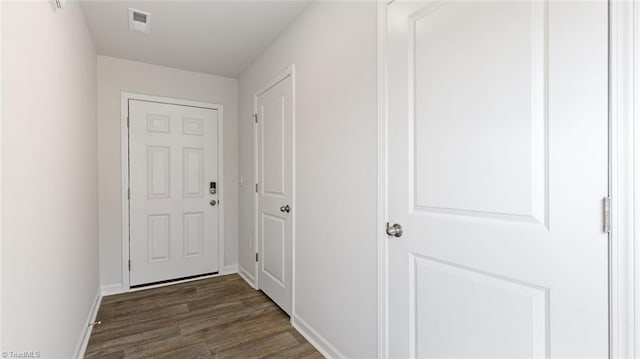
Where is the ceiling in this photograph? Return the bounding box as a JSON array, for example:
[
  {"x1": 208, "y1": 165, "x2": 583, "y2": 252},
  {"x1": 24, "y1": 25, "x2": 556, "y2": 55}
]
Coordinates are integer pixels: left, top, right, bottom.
[{"x1": 80, "y1": 1, "x2": 311, "y2": 77}]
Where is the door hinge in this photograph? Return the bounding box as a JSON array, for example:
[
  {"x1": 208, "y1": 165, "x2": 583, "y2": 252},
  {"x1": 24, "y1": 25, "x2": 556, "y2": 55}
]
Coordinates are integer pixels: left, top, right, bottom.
[
  {"x1": 255, "y1": 183, "x2": 258, "y2": 193},
  {"x1": 128, "y1": 188, "x2": 131, "y2": 200},
  {"x1": 603, "y1": 197, "x2": 612, "y2": 234},
  {"x1": 256, "y1": 253, "x2": 259, "y2": 262},
  {"x1": 253, "y1": 113, "x2": 258, "y2": 123},
  {"x1": 127, "y1": 116, "x2": 130, "y2": 128},
  {"x1": 128, "y1": 260, "x2": 131, "y2": 271}
]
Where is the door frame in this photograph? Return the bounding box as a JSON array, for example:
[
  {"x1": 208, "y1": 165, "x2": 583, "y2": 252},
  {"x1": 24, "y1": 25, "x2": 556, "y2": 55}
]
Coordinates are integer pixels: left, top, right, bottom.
[
  {"x1": 609, "y1": 1, "x2": 639, "y2": 358},
  {"x1": 252, "y1": 65, "x2": 296, "y2": 314},
  {"x1": 376, "y1": 1, "x2": 639, "y2": 358},
  {"x1": 120, "y1": 92, "x2": 225, "y2": 291}
]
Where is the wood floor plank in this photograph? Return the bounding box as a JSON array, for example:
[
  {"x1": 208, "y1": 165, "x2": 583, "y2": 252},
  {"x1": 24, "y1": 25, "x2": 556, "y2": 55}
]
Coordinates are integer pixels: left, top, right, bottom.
[
  {"x1": 211, "y1": 332, "x2": 299, "y2": 359},
  {"x1": 84, "y1": 274, "x2": 323, "y2": 359},
  {"x1": 150, "y1": 342, "x2": 212, "y2": 359},
  {"x1": 124, "y1": 336, "x2": 212, "y2": 359},
  {"x1": 202, "y1": 312, "x2": 293, "y2": 352},
  {"x1": 84, "y1": 349, "x2": 125, "y2": 359},
  {"x1": 262, "y1": 342, "x2": 321, "y2": 358}
]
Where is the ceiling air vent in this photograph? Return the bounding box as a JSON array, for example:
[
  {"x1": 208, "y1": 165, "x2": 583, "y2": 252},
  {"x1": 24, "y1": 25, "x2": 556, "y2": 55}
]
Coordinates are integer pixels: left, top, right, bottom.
[{"x1": 128, "y1": 8, "x2": 151, "y2": 34}]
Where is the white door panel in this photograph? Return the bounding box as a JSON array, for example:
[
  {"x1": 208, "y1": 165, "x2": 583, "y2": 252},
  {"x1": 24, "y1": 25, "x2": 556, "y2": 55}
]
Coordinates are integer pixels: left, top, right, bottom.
[
  {"x1": 412, "y1": 1, "x2": 544, "y2": 220},
  {"x1": 257, "y1": 74, "x2": 293, "y2": 315},
  {"x1": 263, "y1": 213, "x2": 286, "y2": 284},
  {"x1": 129, "y1": 100, "x2": 220, "y2": 286},
  {"x1": 386, "y1": 1, "x2": 608, "y2": 357}
]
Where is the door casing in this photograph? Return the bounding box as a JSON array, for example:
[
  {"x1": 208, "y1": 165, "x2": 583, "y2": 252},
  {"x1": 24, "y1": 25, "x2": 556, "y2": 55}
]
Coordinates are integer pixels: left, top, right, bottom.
[
  {"x1": 608, "y1": 1, "x2": 640, "y2": 358},
  {"x1": 252, "y1": 65, "x2": 296, "y2": 315},
  {"x1": 120, "y1": 92, "x2": 225, "y2": 291}
]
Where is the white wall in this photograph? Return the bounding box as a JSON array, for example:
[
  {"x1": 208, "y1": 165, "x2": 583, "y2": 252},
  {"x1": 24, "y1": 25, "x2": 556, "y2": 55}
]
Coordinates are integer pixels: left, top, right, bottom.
[
  {"x1": 238, "y1": 2, "x2": 378, "y2": 357},
  {"x1": 97, "y1": 56, "x2": 239, "y2": 287},
  {"x1": 2, "y1": 2, "x2": 99, "y2": 357}
]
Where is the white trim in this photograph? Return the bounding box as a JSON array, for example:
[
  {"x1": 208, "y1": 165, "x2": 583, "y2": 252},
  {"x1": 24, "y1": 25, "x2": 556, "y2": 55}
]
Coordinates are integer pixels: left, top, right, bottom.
[
  {"x1": 610, "y1": 1, "x2": 639, "y2": 358},
  {"x1": 103, "y1": 271, "x2": 237, "y2": 297},
  {"x1": 222, "y1": 264, "x2": 238, "y2": 275},
  {"x1": 218, "y1": 102, "x2": 226, "y2": 287},
  {"x1": 254, "y1": 66, "x2": 295, "y2": 98},
  {"x1": 101, "y1": 284, "x2": 124, "y2": 296},
  {"x1": 0, "y1": 0, "x2": 4, "y2": 353},
  {"x1": 290, "y1": 65, "x2": 297, "y2": 326},
  {"x1": 120, "y1": 94, "x2": 129, "y2": 290},
  {"x1": 127, "y1": 272, "x2": 222, "y2": 293},
  {"x1": 72, "y1": 288, "x2": 102, "y2": 359},
  {"x1": 635, "y1": 3, "x2": 640, "y2": 356},
  {"x1": 238, "y1": 265, "x2": 258, "y2": 289},
  {"x1": 252, "y1": 65, "x2": 296, "y2": 314},
  {"x1": 376, "y1": 1, "x2": 389, "y2": 358},
  {"x1": 292, "y1": 315, "x2": 346, "y2": 359},
  {"x1": 253, "y1": 95, "x2": 260, "y2": 286},
  {"x1": 120, "y1": 92, "x2": 224, "y2": 291},
  {"x1": 634, "y1": 4, "x2": 639, "y2": 356}
]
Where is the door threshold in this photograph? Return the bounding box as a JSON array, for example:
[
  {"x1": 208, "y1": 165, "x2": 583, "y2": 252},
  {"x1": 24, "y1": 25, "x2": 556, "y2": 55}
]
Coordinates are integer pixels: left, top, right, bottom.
[{"x1": 129, "y1": 271, "x2": 219, "y2": 292}]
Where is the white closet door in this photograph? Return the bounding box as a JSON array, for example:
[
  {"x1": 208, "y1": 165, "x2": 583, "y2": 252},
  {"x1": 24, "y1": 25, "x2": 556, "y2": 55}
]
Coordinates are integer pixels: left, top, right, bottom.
[
  {"x1": 257, "y1": 74, "x2": 293, "y2": 315},
  {"x1": 385, "y1": 1, "x2": 609, "y2": 357}
]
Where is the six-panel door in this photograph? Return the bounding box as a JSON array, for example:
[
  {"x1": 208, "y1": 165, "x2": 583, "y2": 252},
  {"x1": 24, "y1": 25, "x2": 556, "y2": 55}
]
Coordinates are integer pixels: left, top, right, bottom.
[{"x1": 129, "y1": 100, "x2": 220, "y2": 286}]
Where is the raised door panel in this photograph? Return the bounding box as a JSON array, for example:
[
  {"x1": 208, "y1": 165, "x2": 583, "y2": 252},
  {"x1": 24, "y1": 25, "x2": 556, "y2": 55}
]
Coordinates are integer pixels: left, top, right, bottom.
[
  {"x1": 411, "y1": 1, "x2": 547, "y2": 225},
  {"x1": 260, "y1": 95, "x2": 286, "y2": 196},
  {"x1": 148, "y1": 214, "x2": 170, "y2": 262},
  {"x1": 262, "y1": 213, "x2": 286, "y2": 286},
  {"x1": 183, "y1": 117, "x2": 205, "y2": 136},
  {"x1": 147, "y1": 114, "x2": 170, "y2": 133},
  {"x1": 411, "y1": 255, "x2": 548, "y2": 358},
  {"x1": 147, "y1": 146, "x2": 171, "y2": 199},
  {"x1": 183, "y1": 212, "x2": 204, "y2": 258},
  {"x1": 183, "y1": 148, "x2": 204, "y2": 198}
]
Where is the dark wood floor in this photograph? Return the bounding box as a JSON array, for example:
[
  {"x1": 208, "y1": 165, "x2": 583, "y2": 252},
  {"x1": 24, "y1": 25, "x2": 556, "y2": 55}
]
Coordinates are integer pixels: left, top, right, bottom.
[{"x1": 85, "y1": 274, "x2": 323, "y2": 359}]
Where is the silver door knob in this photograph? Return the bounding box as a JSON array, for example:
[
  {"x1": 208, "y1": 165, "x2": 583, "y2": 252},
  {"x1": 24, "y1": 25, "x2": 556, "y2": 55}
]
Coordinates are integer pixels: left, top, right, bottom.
[
  {"x1": 280, "y1": 204, "x2": 290, "y2": 213},
  {"x1": 210, "y1": 200, "x2": 217, "y2": 206},
  {"x1": 386, "y1": 222, "x2": 403, "y2": 237}
]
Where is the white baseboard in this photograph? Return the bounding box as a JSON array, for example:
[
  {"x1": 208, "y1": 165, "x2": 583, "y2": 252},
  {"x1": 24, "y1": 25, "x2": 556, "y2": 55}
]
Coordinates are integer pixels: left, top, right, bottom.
[
  {"x1": 222, "y1": 264, "x2": 239, "y2": 275},
  {"x1": 106, "y1": 266, "x2": 237, "y2": 295},
  {"x1": 238, "y1": 266, "x2": 257, "y2": 289},
  {"x1": 101, "y1": 283, "x2": 124, "y2": 296},
  {"x1": 292, "y1": 314, "x2": 345, "y2": 359},
  {"x1": 73, "y1": 287, "x2": 102, "y2": 359}
]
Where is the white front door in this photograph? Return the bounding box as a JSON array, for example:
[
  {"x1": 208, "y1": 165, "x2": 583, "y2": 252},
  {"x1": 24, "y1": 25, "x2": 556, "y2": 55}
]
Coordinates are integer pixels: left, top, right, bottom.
[
  {"x1": 256, "y1": 72, "x2": 294, "y2": 315},
  {"x1": 129, "y1": 99, "x2": 221, "y2": 286},
  {"x1": 385, "y1": 1, "x2": 609, "y2": 357}
]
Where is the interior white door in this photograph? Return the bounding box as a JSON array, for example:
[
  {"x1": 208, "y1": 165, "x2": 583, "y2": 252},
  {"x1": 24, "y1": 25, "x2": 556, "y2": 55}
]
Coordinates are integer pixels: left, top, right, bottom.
[
  {"x1": 256, "y1": 73, "x2": 293, "y2": 315},
  {"x1": 129, "y1": 99, "x2": 220, "y2": 286},
  {"x1": 385, "y1": 1, "x2": 609, "y2": 357}
]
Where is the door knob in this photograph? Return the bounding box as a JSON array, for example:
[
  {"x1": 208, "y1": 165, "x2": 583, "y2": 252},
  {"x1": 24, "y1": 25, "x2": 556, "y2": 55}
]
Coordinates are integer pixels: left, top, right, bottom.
[
  {"x1": 210, "y1": 200, "x2": 217, "y2": 206},
  {"x1": 386, "y1": 222, "x2": 403, "y2": 237},
  {"x1": 280, "y1": 204, "x2": 290, "y2": 213}
]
